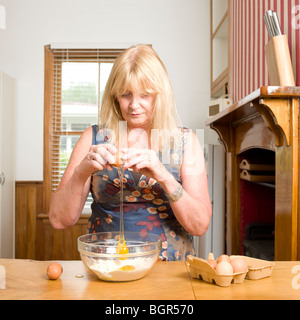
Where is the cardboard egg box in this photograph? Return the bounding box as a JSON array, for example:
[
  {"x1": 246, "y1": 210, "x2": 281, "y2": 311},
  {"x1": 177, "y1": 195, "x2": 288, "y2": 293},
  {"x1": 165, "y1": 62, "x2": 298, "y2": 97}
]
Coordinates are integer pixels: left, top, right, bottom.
[{"x1": 187, "y1": 255, "x2": 275, "y2": 287}]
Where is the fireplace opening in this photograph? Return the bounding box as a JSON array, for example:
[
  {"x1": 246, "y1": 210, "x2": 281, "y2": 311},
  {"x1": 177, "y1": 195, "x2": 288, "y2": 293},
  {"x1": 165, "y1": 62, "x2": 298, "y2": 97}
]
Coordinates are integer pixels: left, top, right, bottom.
[{"x1": 239, "y1": 148, "x2": 275, "y2": 261}]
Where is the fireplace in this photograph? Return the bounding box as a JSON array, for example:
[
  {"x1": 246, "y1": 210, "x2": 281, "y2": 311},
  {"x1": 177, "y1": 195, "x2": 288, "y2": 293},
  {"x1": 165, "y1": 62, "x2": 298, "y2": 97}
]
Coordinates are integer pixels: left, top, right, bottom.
[
  {"x1": 239, "y1": 148, "x2": 275, "y2": 260},
  {"x1": 206, "y1": 87, "x2": 300, "y2": 261}
]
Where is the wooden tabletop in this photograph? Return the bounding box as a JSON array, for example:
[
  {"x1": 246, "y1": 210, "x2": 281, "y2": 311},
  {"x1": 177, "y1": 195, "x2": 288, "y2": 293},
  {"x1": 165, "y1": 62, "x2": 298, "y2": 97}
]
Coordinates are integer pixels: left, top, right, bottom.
[
  {"x1": 0, "y1": 259, "x2": 299, "y2": 300},
  {"x1": 0, "y1": 259, "x2": 194, "y2": 300}
]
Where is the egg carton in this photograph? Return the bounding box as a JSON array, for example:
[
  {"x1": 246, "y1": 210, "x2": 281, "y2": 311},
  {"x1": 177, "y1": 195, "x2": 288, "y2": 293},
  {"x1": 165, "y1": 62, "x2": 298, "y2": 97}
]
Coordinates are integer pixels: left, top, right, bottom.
[
  {"x1": 187, "y1": 255, "x2": 247, "y2": 287},
  {"x1": 187, "y1": 255, "x2": 275, "y2": 287},
  {"x1": 231, "y1": 255, "x2": 275, "y2": 280}
]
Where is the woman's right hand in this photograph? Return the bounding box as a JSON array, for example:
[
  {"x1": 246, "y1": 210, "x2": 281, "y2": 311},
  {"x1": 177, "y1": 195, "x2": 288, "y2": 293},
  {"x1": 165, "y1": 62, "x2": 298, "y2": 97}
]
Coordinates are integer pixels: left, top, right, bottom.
[
  {"x1": 77, "y1": 143, "x2": 118, "y2": 178},
  {"x1": 49, "y1": 129, "x2": 119, "y2": 229}
]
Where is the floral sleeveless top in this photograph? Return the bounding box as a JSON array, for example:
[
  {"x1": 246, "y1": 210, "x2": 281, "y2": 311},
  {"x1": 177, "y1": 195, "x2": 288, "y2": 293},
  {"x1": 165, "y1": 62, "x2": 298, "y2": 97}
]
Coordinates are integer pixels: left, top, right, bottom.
[{"x1": 87, "y1": 125, "x2": 195, "y2": 261}]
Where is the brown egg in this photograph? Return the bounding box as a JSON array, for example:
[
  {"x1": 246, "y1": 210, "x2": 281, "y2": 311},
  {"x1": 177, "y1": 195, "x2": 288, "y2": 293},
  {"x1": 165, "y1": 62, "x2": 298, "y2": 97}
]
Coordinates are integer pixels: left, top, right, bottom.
[
  {"x1": 207, "y1": 253, "x2": 217, "y2": 269},
  {"x1": 215, "y1": 257, "x2": 234, "y2": 275},
  {"x1": 231, "y1": 258, "x2": 248, "y2": 273},
  {"x1": 47, "y1": 263, "x2": 63, "y2": 280},
  {"x1": 216, "y1": 254, "x2": 231, "y2": 264}
]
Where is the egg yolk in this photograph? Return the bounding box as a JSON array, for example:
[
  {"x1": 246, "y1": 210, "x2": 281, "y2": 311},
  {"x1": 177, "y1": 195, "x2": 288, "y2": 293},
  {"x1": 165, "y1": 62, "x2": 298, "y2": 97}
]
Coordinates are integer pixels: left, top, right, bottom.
[
  {"x1": 116, "y1": 242, "x2": 129, "y2": 255},
  {"x1": 112, "y1": 151, "x2": 123, "y2": 168},
  {"x1": 119, "y1": 265, "x2": 136, "y2": 271}
]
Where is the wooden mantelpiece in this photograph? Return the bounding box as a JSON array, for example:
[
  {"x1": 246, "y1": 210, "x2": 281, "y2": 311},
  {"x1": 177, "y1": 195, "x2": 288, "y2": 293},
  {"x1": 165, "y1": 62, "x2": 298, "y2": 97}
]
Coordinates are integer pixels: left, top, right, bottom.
[{"x1": 206, "y1": 86, "x2": 300, "y2": 261}]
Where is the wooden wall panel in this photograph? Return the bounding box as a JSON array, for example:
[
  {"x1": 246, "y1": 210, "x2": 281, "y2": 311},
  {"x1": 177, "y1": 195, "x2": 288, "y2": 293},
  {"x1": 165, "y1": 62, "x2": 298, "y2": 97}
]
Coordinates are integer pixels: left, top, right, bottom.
[
  {"x1": 15, "y1": 181, "x2": 89, "y2": 260},
  {"x1": 36, "y1": 215, "x2": 88, "y2": 260},
  {"x1": 15, "y1": 182, "x2": 43, "y2": 259}
]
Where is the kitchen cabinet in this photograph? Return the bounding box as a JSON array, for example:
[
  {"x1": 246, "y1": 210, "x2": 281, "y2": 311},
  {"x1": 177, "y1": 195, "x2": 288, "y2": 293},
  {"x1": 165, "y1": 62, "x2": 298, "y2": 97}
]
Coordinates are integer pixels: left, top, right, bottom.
[{"x1": 0, "y1": 71, "x2": 16, "y2": 258}]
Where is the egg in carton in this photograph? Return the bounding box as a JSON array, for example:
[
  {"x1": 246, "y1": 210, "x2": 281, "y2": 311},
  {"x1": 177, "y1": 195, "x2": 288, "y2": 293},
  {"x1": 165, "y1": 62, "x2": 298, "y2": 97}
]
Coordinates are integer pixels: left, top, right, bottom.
[
  {"x1": 230, "y1": 255, "x2": 275, "y2": 280},
  {"x1": 187, "y1": 255, "x2": 248, "y2": 287}
]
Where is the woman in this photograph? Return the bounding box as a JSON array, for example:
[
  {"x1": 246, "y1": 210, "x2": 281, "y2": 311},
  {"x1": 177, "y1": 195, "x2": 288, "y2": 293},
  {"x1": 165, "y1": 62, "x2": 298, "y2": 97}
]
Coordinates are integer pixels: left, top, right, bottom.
[{"x1": 49, "y1": 44, "x2": 212, "y2": 260}]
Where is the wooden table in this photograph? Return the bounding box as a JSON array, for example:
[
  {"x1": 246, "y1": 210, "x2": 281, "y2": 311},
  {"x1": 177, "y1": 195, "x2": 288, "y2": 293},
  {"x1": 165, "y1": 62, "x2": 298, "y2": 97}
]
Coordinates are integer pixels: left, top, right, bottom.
[{"x1": 0, "y1": 259, "x2": 300, "y2": 300}]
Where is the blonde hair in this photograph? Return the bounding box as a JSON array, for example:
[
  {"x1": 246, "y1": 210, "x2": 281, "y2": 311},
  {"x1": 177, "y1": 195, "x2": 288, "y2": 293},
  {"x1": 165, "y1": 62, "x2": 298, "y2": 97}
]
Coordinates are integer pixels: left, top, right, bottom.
[{"x1": 99, "y1": 44, "x2": 181, "y2": 144}]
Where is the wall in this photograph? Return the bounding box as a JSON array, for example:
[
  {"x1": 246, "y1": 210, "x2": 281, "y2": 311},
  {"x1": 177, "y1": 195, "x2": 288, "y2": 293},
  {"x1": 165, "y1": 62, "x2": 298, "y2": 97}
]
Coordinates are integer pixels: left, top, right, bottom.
[
  {"x1": 230, "y1": 0, "x2": 300, "y2": 103},
  {"x1": 0, "y1": 0, "x2": 211, "y2": 181}
]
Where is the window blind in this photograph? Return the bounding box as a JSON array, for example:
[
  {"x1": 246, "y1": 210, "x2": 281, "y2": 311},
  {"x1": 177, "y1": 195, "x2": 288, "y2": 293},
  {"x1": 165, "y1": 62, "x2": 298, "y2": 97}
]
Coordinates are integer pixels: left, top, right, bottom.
[{"x1": 46, "y1": 47, "x2": 124, "y2": 213}]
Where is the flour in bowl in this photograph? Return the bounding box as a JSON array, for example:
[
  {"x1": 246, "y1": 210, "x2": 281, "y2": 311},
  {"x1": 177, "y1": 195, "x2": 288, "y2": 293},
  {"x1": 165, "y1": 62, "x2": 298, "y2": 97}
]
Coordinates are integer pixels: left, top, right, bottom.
[{"x1": 86, "y1": 255, "x2": 157, "y2": 281}]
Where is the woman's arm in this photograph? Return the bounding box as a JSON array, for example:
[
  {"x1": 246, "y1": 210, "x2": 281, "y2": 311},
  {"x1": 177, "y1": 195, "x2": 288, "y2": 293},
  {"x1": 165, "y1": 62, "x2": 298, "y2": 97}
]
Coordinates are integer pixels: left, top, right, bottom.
[
  {"x1": 157, "y1": 131, "x2": 212, "y2": 236},
  {"x1": 122, "y1": 131, "x2": 212, "y2": 236},
  {"x1": 49, "y1": 127, "x2": 117, "y2": 229}
]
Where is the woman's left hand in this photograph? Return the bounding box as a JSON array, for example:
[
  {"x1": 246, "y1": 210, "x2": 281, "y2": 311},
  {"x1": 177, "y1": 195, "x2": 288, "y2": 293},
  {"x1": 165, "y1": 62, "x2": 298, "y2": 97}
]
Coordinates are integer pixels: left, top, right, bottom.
[{"x1": 121, "y1": 148, "x2": 170, "y2": 183}]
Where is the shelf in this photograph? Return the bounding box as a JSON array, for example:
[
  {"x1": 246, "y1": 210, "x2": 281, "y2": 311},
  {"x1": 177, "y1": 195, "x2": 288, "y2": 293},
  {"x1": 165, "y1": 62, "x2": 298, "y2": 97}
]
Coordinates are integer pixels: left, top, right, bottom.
[
  {"x1": 240, "y1": 170, "x2": 275, "y2": 183},
  {"x1": 212, "y1": 0, "x2": 228, "y2": 34},
  {"x1": 239, "y1": 159, "x2": 275, "y2": 172},
  {"x1": 211, "y1": 0, "x2": 230, "y2": 98}
]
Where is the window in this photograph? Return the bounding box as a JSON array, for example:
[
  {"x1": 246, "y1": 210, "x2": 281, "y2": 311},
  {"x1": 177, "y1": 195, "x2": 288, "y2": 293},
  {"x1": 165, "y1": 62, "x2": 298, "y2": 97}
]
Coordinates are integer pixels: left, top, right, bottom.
[{"x1": 44, "y1": 46, "x2": 124, "y2": 214}]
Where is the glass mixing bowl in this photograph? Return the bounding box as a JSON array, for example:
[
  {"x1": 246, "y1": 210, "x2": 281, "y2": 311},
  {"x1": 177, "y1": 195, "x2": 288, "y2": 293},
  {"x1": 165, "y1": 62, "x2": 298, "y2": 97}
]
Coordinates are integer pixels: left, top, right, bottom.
[{"x1": 78, "y1": 231, "x2": 162, "y2": 282}]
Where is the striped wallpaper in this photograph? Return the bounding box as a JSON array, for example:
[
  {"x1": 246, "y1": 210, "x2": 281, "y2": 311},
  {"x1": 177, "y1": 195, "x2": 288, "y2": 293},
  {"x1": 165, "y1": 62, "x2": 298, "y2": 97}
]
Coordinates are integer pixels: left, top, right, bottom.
[{"x1": 230, "y1": 0, "x2": 300, "y2": 103}]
